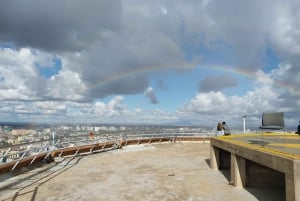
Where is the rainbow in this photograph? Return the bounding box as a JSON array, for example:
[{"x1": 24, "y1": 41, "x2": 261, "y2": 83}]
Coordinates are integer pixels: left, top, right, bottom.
[
  {"x1": 85, "y1": 61, "x2": 194, "y2": 91},
  {"x1": 201, "y1": 64, "x2": 300, "y2": 96},
  {"x1": 85, "y1": 63, "x2": 300, "y2": 97}
]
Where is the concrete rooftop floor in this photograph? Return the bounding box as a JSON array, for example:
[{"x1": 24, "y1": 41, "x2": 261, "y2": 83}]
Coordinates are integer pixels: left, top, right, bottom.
[{"x1": 0, "y1": 142, "x2": 285, "y2": 201}]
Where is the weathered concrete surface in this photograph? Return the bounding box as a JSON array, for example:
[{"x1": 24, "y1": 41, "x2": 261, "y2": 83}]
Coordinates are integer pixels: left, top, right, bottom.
[{"x1": 0, "y1": 142, "x2": 284, "y2": 201}]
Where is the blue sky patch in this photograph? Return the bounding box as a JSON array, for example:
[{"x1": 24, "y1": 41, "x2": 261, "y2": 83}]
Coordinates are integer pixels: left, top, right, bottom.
[
  {"x1": 0, "y1": 42, "x2": 15, "y2": 49},
  {"x1": 37, "y1": 57, "x2": 62, "y2": 79},
  {"x1": 263, "y1": 47, "x2": 280, "y2": 72}
]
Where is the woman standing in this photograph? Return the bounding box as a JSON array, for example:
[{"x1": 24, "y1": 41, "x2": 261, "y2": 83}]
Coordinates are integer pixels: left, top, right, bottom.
[{"x1": 216, "y1": 122, "x2": 223, "y2": 136}]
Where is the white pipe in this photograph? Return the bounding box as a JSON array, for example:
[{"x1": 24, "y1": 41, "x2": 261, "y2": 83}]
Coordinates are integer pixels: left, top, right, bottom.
[
  {"x1": 242, "y1": 115, "x2": 247, "y2": 134},
  {"x1": 52, "y1": 131, "x2": 55, "y2": 145}
]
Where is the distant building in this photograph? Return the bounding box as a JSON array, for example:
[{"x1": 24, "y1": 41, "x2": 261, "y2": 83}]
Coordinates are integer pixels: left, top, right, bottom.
[
  {"x1": 43, "y1": 128, "x2": 51, "y2": 133},
  {"x1": 7, "y1": 135, "x2": 17, "y2": 144},
  {"x1": 11, "y1": 129, "x2": 36, "y2": 136}
]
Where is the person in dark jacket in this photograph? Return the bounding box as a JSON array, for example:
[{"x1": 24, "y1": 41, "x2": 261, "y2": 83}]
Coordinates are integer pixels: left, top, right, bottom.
[
  {"x1": 222, "y1": 121, "x2": 231, "y2": 135},
  {"x1": 296, "y1": 121, "x2": 300, "y2": 135}
]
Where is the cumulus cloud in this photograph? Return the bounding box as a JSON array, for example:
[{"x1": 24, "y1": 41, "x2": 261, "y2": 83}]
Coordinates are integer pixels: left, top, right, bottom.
[
  {"x1": 178, "y1": 65, "x2": 298, "y2": 127},
  {"x1": 144, "y1": 87, "x2": 159, "y2": 104},
  {"x1": 0, "y1": 47, "x2": 87, "y2": 102},
  {"x1": 0, "y1": 48, "x2": 47, "y2": 100}
]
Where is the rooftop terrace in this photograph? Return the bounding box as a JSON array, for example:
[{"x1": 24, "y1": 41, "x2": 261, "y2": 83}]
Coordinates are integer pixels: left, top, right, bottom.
[
  {"x1": 0, "y1": 132, "x2": 299, "y2": 200},
  {"x1": 0, "y1": 142, "x2": 284, "y2": 201}
]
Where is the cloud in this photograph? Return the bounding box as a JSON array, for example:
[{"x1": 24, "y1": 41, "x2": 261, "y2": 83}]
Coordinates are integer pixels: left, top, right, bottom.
[
  {"x1": 199, "y1": 73, "x2": 238, "y2": 92},
  {"x1": 1, "y1": 1, "x2": 300, "y2": 126},
  {"x1": 0, "y1": 48, "x2": 47, "y2": 100},
  {"x1": 0, "y1": 47, "x2": 87, "y2": 102},
  {"x1": 267, "y1": 1, "x2": 300, "y2": 56},
  {"x1": 61, "y1": 29, "x2": 192, "y2": 99},
  {"x1": 178, "y1": 88, "x2": 280, "y2": 127},
  {"x1": 0, "y1": 0, "x2": 195, "y2": 100},
  {"x1": 0, "y1": 63, "x2": 297, "y2": 126},
  {"x1": 0, "y1": 0, "x2": 121, "y2": 52},
  {"x1": 144, "y1": 87, "x2": 159, "y2": 104},
  {"x1": 2, "y1": 0, "x2": 299, "y2": 101},
  {"x1": 178, "y1": 64, "x2": 300, "y2": 127}
]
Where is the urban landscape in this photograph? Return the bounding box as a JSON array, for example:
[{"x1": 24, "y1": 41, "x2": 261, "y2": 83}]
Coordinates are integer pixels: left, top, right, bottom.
[{"x1": 0, "y1": 122, "x2": 211, "y2": 164}]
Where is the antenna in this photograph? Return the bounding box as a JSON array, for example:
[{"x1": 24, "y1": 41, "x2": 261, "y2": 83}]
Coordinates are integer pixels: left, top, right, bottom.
[{"x1": 52, "y1": 131, "x2": 55, "y2": 145}]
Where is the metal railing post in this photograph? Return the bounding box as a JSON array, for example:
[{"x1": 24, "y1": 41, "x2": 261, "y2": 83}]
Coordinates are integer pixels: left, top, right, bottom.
[
  {"x1": 30, "y1": 142, "x2": 49, "y2": 165},
  {"x1": 0, "y1": 147, "x2": 11, "y2": 163},
  {"x1": 11, "y1": 144, "x2": 32, "y2": 172}
]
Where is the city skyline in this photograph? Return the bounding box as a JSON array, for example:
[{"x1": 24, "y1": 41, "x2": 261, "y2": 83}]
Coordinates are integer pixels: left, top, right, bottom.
[{"x1": 1, "y1": 1, "x2": 300, "y2": 127}]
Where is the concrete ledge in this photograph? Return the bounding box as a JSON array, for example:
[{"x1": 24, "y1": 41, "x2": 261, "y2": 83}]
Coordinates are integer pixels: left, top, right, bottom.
[{"x1": 210, "y1": 137, "x2": 300, "y2": 201}]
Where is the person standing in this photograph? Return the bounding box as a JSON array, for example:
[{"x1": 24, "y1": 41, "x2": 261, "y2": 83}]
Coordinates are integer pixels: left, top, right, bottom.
[
  {"x1": 296, "y1": 121, "x2": 300, "y2": 135},
  {"x1": 216, "y1": 122, "x2": 223, "y2": 136},
  {"x1": 222, "y1": 121, "x2": 231, "y2": 135}
]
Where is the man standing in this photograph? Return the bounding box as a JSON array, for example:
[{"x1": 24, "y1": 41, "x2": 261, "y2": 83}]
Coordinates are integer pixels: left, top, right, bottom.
[
  {"x1": 222, "y1": 122, "x2": 231, "y2": 135},
  {"x1": 297, "y1": 121, "x2": 300, "y2": 135}
]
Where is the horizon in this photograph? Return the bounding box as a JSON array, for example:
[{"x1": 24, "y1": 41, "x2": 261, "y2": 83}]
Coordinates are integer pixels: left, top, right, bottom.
[{"x1": 0, "y1": 121, "x2": 298, "y2": 132}]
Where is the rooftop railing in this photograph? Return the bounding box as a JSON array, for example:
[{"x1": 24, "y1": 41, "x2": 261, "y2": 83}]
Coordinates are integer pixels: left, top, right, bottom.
[{"x1": 0, "y1": 131, "x2": 213, "y2": 174}]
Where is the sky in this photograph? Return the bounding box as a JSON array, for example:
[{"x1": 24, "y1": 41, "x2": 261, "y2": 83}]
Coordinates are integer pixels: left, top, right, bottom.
[{"x1": 1, "y1": 0, "x2": 300, "y2": 129}]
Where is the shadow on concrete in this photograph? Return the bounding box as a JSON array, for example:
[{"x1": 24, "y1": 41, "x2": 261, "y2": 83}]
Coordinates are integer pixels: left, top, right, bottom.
[
  {"x1": 245, "y1": 187, "x2": 285, "y2": 201},
  {"x1": 3, "y1": 156, "x2": 83, "y2": 201},
  {"x1": 204, "y1": 158, "x2": 210, "y2": 167},
  {"x1": 218, "y1": 169, "x2": 285, "y2": 201},
  {"x1": 219, "y1": 169, "x2": 230, "y2": 182}
]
